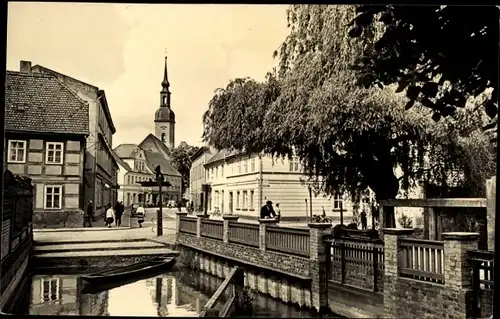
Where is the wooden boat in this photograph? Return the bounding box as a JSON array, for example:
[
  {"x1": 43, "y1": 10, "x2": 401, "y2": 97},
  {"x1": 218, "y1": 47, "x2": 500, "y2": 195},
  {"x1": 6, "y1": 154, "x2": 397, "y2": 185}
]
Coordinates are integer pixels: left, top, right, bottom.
[{"x1": 80, "y1": 257, "x2": 175, "y2": 286}]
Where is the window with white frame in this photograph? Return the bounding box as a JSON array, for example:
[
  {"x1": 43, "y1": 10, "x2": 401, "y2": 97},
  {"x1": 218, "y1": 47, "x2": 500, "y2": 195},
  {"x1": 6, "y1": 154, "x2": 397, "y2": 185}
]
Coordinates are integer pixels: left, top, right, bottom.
[
  {"x1": 237, "y1": 161, "x2": 241, "y2": 173},
  {"x1": 289, "y1": 156, "x2": 300, "y2": 172},
  {"x1": 243, "y1": 191, "x2": 248, "y2": 208},
  {"x1": 7, "y1": 140, "x2": 27, "y2": 163},
  {"x1": 45, "y1": 186, "x2": 62, "y2": 209},
  {"x1": 333, "y1": 193, "x2": 344, "y2": 210},
  {"x1": 250, "y1": 190, "x2": 254, "y2": 209},
  {"x1": 41, "y1": 277, "x2": 60, "y2": 302},
  {"x1": 46, "y1": 142, "x2": 64, "y2": 164},
  {"x1": 215, "y1": 191, "x2": 219, "y2": 207},
  {"x1": 243, "y1": 160, "x2": 248, "y2": 173},
  {"x1": 221, "y1": 165, "x2": 224, "y2": 177},
  {"x1": 216, "y1": 167, "x2": 219, "y2": 178},
  {"x1": 251, "y1": 158, "x2": 256, "y2": 172},
  {"x1": 236, "y1": 191, "x2": 240, "y2": 208}
]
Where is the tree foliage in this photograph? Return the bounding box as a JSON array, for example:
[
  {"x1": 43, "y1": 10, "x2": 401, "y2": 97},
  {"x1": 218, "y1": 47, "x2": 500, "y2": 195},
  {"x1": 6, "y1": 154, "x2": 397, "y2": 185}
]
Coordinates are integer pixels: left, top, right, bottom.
[
  {"x1": 349, "y1": 5, "x2": 499, "y2": 136},
  {"x1": 202, "y1": 5, "x2": 496, "y2": 227},
  {"x1": 170, "y1": 142, "x2": 199, "y2": 197}
]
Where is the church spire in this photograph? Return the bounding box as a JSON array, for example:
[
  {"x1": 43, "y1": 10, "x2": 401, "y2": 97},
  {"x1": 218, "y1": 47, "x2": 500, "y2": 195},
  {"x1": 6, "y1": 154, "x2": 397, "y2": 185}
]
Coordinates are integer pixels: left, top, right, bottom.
[
  {"x1": 160, "y1": 52, "x2": 171, "y2": 108},
  {"x1": 161, "y1": 55, "x2": 170, "y2": 90}
]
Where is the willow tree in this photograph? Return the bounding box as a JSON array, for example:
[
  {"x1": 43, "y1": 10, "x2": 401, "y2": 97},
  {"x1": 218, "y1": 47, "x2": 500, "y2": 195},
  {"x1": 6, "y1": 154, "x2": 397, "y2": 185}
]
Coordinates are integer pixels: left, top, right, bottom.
[{"x1": 202, "y1": 5, "x2": 495, "y2": 227}]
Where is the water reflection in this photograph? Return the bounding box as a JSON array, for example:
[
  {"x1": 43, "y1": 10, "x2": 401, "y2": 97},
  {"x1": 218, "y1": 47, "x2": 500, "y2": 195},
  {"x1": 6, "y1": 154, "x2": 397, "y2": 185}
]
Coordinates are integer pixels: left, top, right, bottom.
[{"x1": 25, "y1": 267, "x2": 325, "y2": 317}]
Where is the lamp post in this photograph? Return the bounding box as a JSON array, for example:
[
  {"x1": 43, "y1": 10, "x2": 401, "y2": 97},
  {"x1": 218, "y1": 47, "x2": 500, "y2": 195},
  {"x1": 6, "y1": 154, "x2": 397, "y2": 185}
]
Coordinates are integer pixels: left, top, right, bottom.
[{"x1": 138, "y1": 165, "x2": 171, "y2": 236}]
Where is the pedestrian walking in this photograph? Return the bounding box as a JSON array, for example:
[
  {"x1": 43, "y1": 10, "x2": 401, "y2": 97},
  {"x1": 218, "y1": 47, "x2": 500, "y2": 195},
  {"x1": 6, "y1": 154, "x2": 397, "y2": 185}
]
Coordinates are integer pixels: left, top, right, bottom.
[
  {"x1": 105, "y1": 204, "x2": 114, "y2": 228},
  {"x1": 114, "y1": 201, "x2": 125, "y2": 227},
  {"x1": 136, "y1": 203, "x2": 145, "y2": 227},
  {"x1": 360, "y1": 209, "x2": 367, "y2": 231},
  {"x1": 85, "y1": 201, "x2": 94, "y2": 227},
  {"x1": 260, "y1": 201, "x2": 276, "y2": 219},
  {"x1": 275, "y1": 203, "x2": 281, "y2": 222}
]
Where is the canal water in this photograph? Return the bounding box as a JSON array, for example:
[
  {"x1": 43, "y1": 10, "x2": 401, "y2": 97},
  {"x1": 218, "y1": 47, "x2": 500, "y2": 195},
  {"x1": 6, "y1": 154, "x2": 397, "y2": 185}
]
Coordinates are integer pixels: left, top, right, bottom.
[{"x1": 16, "y1": 266, "x2": 334, "y2": 317}]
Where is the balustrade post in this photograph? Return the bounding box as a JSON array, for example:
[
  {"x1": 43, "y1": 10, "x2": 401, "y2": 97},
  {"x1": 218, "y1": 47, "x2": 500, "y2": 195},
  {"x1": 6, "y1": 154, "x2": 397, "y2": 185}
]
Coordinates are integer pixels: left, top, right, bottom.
[
  {"x1": 382, "y1": 228, "x2": 415, "y2": 318},
  {"x1": 258, "y1": 218, "x2": 278, "y2": 251},
  {"x1": 222, "y1": 215, "x2": 239, "y2": 243},
  {"x1": 442, "y1": 232, "x2": 479, "y2": 319},
  {"x1": 197, "y1": 213, "x2": 210, "y2": 238},
  {"x1": 308, "y1": 222, "x2": 332, "y2": 313}
]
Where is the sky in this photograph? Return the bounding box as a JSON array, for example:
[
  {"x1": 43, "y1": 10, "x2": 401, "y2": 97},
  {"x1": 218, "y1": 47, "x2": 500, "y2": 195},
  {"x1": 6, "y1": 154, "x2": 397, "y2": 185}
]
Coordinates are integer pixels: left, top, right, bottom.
[{"x1": 6, "y1": 2, "x2": 290, "y2": 148}]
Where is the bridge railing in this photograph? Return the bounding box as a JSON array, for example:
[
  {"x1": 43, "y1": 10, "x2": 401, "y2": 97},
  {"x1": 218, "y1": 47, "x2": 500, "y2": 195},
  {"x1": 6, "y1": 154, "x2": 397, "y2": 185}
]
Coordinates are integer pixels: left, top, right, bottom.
[
  {"x1": 228, "y1": 222, "x2": 259, "y2": 248},
  {"x1": 325, "y1": 236, "x2": 384, "y2": 292},
  {"x1": 179, "y1": 216, "x2": 197, "y2": 235},
  {"x1": 201, "y1": 219, "x2": 224, "y2": 240},
  {"x1": 266, "y1": 226, "x2": 310, "y2": 257},
  {"x1": 398, "y1": 238, "x2": 445, "y2": 284}
]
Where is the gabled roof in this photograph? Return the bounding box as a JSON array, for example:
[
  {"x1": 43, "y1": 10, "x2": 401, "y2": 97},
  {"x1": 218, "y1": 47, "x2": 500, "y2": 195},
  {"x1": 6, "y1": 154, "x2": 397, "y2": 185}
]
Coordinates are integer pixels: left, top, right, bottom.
[
  {"x1": 5, "y1": 71, "x2": 89, "y2": 135},
  {"x1": 110, "y1": 147, "x2": 132, "y2": 172},
  {"x1": 138, "y1": 134, "x2": 172, "y2": 159},
  {"x1": 113, "y1": 144, "x2": 139, "y2": 159},
  {"x1": 205, "y1": 149, "x2": 239, "y2": 166},
  {"x1": 191, "y1": 146, "x2": 208, "y2": 161},
  {"x1": 144, "y1": 151, "x2": 182, "y2": 177}
]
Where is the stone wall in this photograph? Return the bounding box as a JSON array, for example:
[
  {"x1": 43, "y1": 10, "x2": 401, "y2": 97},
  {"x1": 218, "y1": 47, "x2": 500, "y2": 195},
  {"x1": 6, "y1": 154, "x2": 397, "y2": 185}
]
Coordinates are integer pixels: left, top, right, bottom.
[{"x1": 33, "y1": 209, "x2": 85, "y2": 229}]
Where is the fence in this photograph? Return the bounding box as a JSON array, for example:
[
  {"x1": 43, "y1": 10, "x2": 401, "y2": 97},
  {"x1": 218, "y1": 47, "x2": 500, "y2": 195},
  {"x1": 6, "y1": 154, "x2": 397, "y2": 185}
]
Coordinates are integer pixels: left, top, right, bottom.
[
  {"x1": 200, "y1": 219, "x2": 224, "y2": 240},
  {"x1": 179, "y1": 217, "x2": 197, "y2": 235},
  {"x1": 228, "y1": 222, "x2": 259, "y2": 248},
  {"x1": 469, "y1": 249, "x2": 494, "y2": 318},
  {"x1": 1, "y1": 170, "x2": 34, "y2": 303},
  {"x1": 326, "y1": 237, "x2": 384, "y2": 292},
  {"x1": 266, "y1": 226, "x2": 310, "y2": 257},
  {"x1": 398, "y1": 238, "x2": 445, "y2": 284}
]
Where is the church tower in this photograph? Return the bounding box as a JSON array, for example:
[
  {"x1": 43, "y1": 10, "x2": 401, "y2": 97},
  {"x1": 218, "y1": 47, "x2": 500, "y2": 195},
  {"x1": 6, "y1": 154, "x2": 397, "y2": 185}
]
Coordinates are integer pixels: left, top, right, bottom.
[{"x1": 154, "y1": 55, "x2": 175, "y2": 149}]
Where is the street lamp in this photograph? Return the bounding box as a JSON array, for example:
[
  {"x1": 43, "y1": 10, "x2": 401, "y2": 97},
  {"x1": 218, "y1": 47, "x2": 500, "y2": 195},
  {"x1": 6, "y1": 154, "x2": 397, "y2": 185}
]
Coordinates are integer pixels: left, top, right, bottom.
[{"x1": 138, "y1": 165, "x2": 171, "y2": 236}]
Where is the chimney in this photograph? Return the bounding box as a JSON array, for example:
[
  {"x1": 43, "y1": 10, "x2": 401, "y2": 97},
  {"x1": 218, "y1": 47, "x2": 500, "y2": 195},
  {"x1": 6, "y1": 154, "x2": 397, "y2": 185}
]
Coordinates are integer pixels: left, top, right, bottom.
[{"x1": 20, "y1": 61, "x2": 32, "y2": 73}]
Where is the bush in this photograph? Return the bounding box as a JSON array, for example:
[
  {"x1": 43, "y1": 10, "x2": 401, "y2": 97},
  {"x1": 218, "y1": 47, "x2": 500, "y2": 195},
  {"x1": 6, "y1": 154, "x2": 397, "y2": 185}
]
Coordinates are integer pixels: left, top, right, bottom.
[{"x1": 398, "y1": 214, "x2": 413, "y2": 228}]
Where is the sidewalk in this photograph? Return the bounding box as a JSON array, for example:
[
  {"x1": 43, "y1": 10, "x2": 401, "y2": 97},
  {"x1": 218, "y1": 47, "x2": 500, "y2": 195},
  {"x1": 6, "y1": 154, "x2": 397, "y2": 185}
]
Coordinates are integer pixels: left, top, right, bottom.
[{"x1": 34, "y1": 220, "x2": 177, "y2": 243}]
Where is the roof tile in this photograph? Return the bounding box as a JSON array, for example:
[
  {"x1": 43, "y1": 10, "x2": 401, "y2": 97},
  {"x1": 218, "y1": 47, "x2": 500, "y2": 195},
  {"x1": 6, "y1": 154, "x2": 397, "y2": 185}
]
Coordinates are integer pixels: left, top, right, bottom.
[{"x1": 5, "y1": 71, "x2": 89, "y2": 135}]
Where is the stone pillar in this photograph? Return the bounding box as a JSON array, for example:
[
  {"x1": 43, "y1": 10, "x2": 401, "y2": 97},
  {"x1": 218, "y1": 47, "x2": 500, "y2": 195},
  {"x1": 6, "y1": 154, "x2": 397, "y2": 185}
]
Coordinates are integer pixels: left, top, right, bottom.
[
  {"x1": 382, "y1": 228, "x2": 415, "y2": 317},
  {"x1": 175, "y1": 211, "x2": 188, "y2": 234},
  {"x1": 196, "y1": 213, "x2": 210, "y2": 238},
  {"x1": 258, "y1": 218, "x2": 278, "y2": 251},
  {"x1": 308, "y1": 222, "x2": 332, "y2": 313},
  {"x1": 486, "y1": 176, "x2": 496, "y2": 251},
  {"x1": 442, "y1": 232, "x2": 479, "y2": 319},
  {"x1": 222, "y1": 215, "x2": 239, "y2": 243}
]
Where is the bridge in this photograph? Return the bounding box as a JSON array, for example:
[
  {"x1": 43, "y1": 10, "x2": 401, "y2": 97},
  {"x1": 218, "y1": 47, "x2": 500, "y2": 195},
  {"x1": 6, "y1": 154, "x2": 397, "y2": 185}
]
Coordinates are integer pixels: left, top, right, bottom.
[{"x1": 175, "y1": 183, "x2": 496, "y2": 319}]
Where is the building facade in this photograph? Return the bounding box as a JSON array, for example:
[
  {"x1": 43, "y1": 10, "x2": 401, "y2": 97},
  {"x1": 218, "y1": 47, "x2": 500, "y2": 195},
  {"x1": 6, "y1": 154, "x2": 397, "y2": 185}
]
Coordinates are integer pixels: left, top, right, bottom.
[
  {"x1": 204, "y1": 151, "x2": 354, "y2": 222},
  {"x1": 114, "y1": 142, "x2": 182, "y2": 207},
  {"x1": 5, "y1": 63, "x2": 89, "y2": 227},
  {"x1": 30, "y1": 63, "x2": 119, "y2": 216},
  {"x1": 189, "y1": 146, "x2": 215, "y2": 211}
]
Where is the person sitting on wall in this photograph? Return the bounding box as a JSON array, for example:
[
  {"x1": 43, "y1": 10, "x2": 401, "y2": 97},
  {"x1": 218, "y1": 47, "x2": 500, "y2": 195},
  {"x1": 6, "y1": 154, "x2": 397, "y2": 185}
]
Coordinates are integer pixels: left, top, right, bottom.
[{"x1": 260, "y1": 201, "x2": 276, "y2": 219}]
